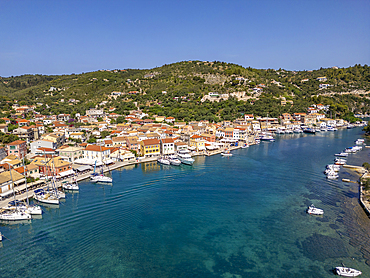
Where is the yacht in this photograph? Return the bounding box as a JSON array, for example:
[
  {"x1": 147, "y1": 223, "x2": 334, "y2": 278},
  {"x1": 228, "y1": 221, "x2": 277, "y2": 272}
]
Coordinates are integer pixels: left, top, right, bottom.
[
  {"x1": 0, "y1": 232, "x2": 2, "y2": 241},
  {"x1": 334, "y1": 158, "x2": 347, "y2": 165},
  {"x1": 285, "y1": 129, "x2": 293, "y2": 134},
  {"x1": 157, "y1": 157, "x2": 170, "y2": 165},
  {"x1": 355, "y1": 139, "x2": 365, "y2": 145},
  {"x1": 0, "y1": 209, "x2": 32, "y2": 221},
  {"x1": 62, "y1": 180, "x2": 79, "y2": 191},
  {"x1": 293, "y1": 128, "x2": 303, "y2": 133},
  {"x1": 321, "y1": 127, "x2": 328, "y2": 132},
  {"x1": 306, "y1": 204, "x2": 324, "y2": 215},
  {"x1": 6, "y1": 200, "x2": 43, "y2": 215},
  {"x1": 91, "y1": 174, "x2": 113, "y2": 183},
  {"x1": 33, "y1": 189, "x2": 60, "y2": 205},
  {"x1": 334, "y1": 266, "x2": 362, "y2": 277},
  {"x1": 275, "y1": 129, "x2": 285, "y2": 134},
  {"x1": 347, "y1": 124, "x2": 355, "y2": 129},
  {"x1": 260, "y1": 135, "x2": 275, "y2": 142},
  {"x1": 177, "y1": 150, "x2": 195, "y2": 165},
  {"x1": 303, "y1": 128, "x2": 316, "y2": 134},
  {"x1": 167, "y1": 155, "x2": 181, "y2": 166},
  {"x1": 327, "y1": 126, "x2": 335, "y2": 131}
]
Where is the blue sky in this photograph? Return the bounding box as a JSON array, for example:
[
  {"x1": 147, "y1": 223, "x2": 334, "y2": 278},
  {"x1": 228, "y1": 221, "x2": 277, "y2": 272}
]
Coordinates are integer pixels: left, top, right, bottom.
[{"x1": 1, "y1": 0, "x2": 369, "y2": 76}]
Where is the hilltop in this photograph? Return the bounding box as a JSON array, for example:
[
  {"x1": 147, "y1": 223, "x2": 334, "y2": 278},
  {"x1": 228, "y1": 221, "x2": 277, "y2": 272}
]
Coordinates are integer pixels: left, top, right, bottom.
[{"x1": 0, "y1": 61, "x2": 370, "y2": 122}]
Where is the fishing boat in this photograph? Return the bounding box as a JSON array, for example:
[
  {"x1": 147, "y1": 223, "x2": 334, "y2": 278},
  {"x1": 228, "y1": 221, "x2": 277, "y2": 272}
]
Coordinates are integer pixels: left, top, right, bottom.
[
  {"x1": 306, "y1": 204, "x2": 324, "y2": 215},
  {"x1": 334, "y1": 266, "x2": 362, "y2": 277},
  {"x1": 221, "y1": 150, "x2": 232, "y2": 157}
]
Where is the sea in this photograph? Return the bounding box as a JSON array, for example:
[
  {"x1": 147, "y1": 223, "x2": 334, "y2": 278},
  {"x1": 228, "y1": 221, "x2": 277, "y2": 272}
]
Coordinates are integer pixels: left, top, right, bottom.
[{"x1": 1, "y1": 128, "x2": 370, "y2": 278}]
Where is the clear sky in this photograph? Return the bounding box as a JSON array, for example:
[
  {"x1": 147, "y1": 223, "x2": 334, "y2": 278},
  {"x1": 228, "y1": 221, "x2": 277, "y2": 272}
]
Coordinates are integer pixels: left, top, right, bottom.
[{"x1": 1, "y1": 0, "x2": 369, "y2": 77}]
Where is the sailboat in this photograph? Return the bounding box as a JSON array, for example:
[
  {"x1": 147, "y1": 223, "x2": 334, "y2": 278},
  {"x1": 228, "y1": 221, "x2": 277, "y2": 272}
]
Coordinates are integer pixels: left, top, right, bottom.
[
  {"x1": 62, "y1": 173, "x2": 79, "y2": 191},
  {"x1": 0, "y1": 166, "x2": 32, "y2": 221},
  {"x1": 91, "y1": 147, "x2": 113, "y2": 183}
]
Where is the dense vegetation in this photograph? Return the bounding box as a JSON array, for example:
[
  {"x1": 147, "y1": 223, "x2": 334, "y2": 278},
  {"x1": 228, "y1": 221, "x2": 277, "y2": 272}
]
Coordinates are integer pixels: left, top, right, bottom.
[{"x1": 1, "y1": 62, "x2": 369, "y2": 122}]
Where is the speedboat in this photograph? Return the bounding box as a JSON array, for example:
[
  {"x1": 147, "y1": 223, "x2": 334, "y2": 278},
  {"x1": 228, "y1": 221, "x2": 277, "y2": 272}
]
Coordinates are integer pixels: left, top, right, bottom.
[
  {"x1": 275, "y1": 129, "x2": 285, "y2": 134},
  {"x1": 307, "y1": 204, "x2": 324, "y2": 215},
  {"x1": 285, "y1": 129, "x2": 293, "y2": 134},
  {"x1": 157, "y1": 157, "x2": 170, "y2": 165},
  {"x1": 221, "y1": 150, "x2": 232, "y2": 157},
  {"x1": 91, "y1": 175, "x2": 113, "y2": 183},
  {"x1": 241, "y1": 144, "x2": 249, "y2": 148},
  {"x1": 260, "y1": 135, "x2": 275, "y2": 141},
  {"x1": 303, "y1": 128, "x2": 316, "y2": 134},
  {"x1": 347, "y1": 124, "x2": 355, "y2": 129},
  {"x1": 167, "y1": 155, "x2": 181, "y2": 166},
  {"x1": 334, "y1": 158, "x2": 347, "y2": 165},
  {"x1": 62, "y1": 181, "x2": 79, "y2": 191},
  {"x1": 0, "y1": 209, "x2": 32, "y2": 221},
  {"x1": 177, "y1": 150, "x2": 195, "y2": 165},
  {"x1": 355, "y1": 139, "x2": 365, "y2": 145},
  {"x1": 293, "y1": 129, "x2": 303, "y2": 133},
  {"x1": 335, "y1": 152, "x2": 349, "y2": 157},
  {"x1": 321, "y1": 127, "x2": 328, "y2": 131},
  {"x1": 334, "y1": 266, "x2": 362, "y2": 277},
  {"x1": 327, "y1": 126, "x2": 335, "y2": 131},
  {"x1": 6, "y1": 200, "x2": 43, "y2": 215},
  {"x1": 327, "y1": 173, "x2": 339, "y2": 179}
]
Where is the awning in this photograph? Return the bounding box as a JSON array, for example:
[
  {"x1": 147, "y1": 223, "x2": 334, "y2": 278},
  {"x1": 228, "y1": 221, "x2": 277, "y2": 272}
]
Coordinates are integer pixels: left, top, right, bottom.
[
  {"x1": 74, "y1": 165, "x2": 91, "y2": 172},
  {"x1": 104, "y1": 159, "x2": 114, "y2": 165},
  {"x1": 74, "y1": 158, "x2": 103, "y2": 166},
  {"x1": 198, "y1": 146, "x2": 206, "y2": 150},
  {"x1": 59, "y1": 169, "x2": 75, "y2": 177},
  {"x1": 206, "y1": 145, "x2": 218, "y2": 150}
]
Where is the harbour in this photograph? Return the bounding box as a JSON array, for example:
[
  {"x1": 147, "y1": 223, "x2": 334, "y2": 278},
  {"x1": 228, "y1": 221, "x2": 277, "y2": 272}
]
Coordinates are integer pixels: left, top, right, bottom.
[{"x1": 1, "y1": 128, "x2": 370, "y2": 277}]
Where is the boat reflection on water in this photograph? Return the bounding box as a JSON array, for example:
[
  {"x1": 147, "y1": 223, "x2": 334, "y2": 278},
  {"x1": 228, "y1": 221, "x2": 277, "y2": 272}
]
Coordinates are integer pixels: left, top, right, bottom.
[
  {"x1": 141, "y1": 161, "x2": 162, "y2": 173},
  {"x1": 0, "y1": 219, "x2": 32, "y2": 226}
]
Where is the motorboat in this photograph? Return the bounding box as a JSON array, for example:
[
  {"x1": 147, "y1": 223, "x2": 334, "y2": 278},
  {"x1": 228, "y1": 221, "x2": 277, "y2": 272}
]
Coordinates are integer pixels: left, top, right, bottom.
[
  {"x1": 335, "y1": 152, "x2": 349, "y2": 157},
  {"x1": 0, "y1": 232, "x2": 2, "y2": 241},
  {"x1": 293, "y1": 129, "x2": 303, "y2": 133},
  {"x1": 326, "y1": 164, "x2": 341, "y2": 171},
  {"x1": 335, "y1": 158, "x2": 347, "y2": 165},
  {"x1": 327, "y1": 173, "x2": 339, "y2": 179},
  {"x1": 177, "y1": 150, "x2": 195, "y2": 165},
  {"x1": 241, "y1": 144, "x2": 249, "y2": 148},
  {"x1": 0, "y1": 209, "x2": 32, "y2": 221},
  {"x1": 303, "y1": 128, "x2": 316, "y2": 134},
  {"x1": 286, "y1": 129, "x2": 293, "y2": 134},
  {"x1": 33, "y1": 189, "x2": 60, "y2": 205},
  {"x1": 260, "y1": 135, "x2": 275, "y2": 142},
  {"x1": 6, "y1": 200, "x2": 43, "y2": 215},
  {"x1": 327, "y1": 126, "x2": 335, "y2": 131},
  {"x1": 91, "y1": 174, "x2": 113, "y2": 183},
  {"x1": 157, "y1": 157, "x2": 170, "y2": 165},
  {"x1": 221, "y1": 150, "x2": 232, "y2": 157},
  {"x1": 62, "y1": 181, "x2": 79, "y2": 191},
  {"x1": 167, "y1": 155, "x2": 181, "y2": 166},
  {"x1": 355, "y1": 139, "x2": 365, "y2": 145},
  {"x1": 334, "y1": 266, "x2": 362, "y2": 277},
  {"x1": 315, "y1": 128, "x2": 321, "y2": 132},
  {"x1": 347, "y1": 124, "x2": 355, "y2": 129},
  {"x1": 307, "y1": 204, "x2": 324, "y2": 215},
  {"x1": 275, "y1": 129, "x2": 285, "y2": 134}
]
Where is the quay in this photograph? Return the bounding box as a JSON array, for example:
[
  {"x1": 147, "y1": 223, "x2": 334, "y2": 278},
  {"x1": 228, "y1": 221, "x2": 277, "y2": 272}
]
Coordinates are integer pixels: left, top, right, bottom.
[{"x1": 0, "y1": 144, "x2": 245, "y2": 208}]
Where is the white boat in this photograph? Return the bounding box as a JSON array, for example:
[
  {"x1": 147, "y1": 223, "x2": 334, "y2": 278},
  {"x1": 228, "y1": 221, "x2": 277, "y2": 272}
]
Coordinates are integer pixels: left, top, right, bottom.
[
  {"x1": 33, "y1": 189, "x2": 60, "y2": 205},
  {"x1": 157, "y1": 157, "x2": 170, "y2": 165},
  {"x1": 335, "y1": 158, "x2": 347, "y2": 165},
  {"x1": 0, "y1": 209, "x2": 32, "y2": 221},
  {"x1": 167, "y1": 155, "x2": 181, "y2": 166},
  {"x1": 327, "y1": 126, "x2": 335, "y2": 131},
  {"x1": 347, "y1": 124, "x2": 355, "y2": 129},
  {"x1": 221, "y1": 150, "x2": 232, "y2": 157},
  {"x1": 293, "y1": 129, "x2": 303, "y2": 133},
  {"x1": 307, "y1": 204, "x2": 324, "y2": 215},
  {"x1": 260, "y1": 135, "x2": 275, "y2": 141},
  {"x1": 327, "y1": 173, "x2": 339, "y2": 179},
  {"x1": 0, "y1": 232, "x2": 2, "y2": 241},
  {"x1": 6, "y1": 200, "x2": 43, "y2": 215},
  {"x1": 326, "y1": 164, "x2": 341, "y2": 171},
  {"x1": 335, "y1": 152, "x2": 349, "y2": 157},
  {"x1": 335, "y1": 266, "x2": 362, "y2": 277},
  {"x1": 241, "y1": 144, "x2": 249, "y2": 148},
  {"x1": 62, "y1": 181, "x2": 79, "y2": 191},
  {"x1": 355, "y1": 139, "x2": 365, "y2": 145},
  {"x1": 91, "y1": 175, "x2": 113, "y2": 183},
  {"x1": 275, "y1": 129, "x2": 285, "y2": 134},
  {"x1": 177, "y1": 150, "x2": 195, "y2": 165}
]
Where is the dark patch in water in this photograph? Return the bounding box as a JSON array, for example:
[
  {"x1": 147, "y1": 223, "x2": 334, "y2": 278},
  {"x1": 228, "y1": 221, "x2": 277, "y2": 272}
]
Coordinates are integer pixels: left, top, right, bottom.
[
  {"x1": 342, "y1": 191, "x2": 358, "y2": 199},
  {"x1": 315, "y1": 217, "x2": 329, "y2": 223},
  {"x1": 212, "y1": 251, "x2": 257, "y2": 276},
  {"x1": 329, "y1": 224, "x2": 340, "y2": 230},
  {"x1": 300, "y1": 233, "x2": 348, "y2": 261}
]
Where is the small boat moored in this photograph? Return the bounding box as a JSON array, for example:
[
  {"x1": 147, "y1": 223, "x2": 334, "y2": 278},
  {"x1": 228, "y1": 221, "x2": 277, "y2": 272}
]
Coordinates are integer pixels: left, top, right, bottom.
[
  {"x1": 307, "y1": 204, "x2": 324, "y2": 215},
  {"x1": 334, "y1": 266, "x2": 362, "y2": 277},
  {"x1": 221, "y1": 150, "x2": 232, "y2": 157},
  {"x1": 157, "y1": 157, "x2": 170, "y2": 165}
]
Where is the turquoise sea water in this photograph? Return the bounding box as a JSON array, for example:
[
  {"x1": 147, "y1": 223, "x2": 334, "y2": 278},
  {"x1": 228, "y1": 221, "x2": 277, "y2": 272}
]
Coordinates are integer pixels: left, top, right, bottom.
[{"x1": 1, "y1": 128, "x2": 370, "y2": 277}]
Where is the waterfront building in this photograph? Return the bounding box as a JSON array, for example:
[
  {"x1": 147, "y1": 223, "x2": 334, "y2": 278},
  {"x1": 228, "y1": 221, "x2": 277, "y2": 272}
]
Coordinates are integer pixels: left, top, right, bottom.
[
  {"x1": 31, "y1": 156, "x2": 73, "y2": 177},
  {"x1": 56, "y1": 146, "x2": 84, "y2": 163},
  {"x1": 140, "y1": 139, "x2": 161, "y2": 158},
  {"x1": 83, "y1": 145, "x2": 111, "y2": 163},
  {"x1": 160, "y1": 138, "x2": 175, "y2": 155},
  {"x1": 6, "y1": 140, "x2": 27, "y2": 159},
  {"x1": 30, "y1": 139, "x2": 56, "y2": 154},
  {"x1": 0, "y1": 170, "x2": 26, "y2": 199}
]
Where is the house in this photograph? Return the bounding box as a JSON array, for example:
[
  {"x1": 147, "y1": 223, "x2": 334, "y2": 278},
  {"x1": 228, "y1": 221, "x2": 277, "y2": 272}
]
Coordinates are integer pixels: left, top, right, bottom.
[
  {"x1": 160, "y1": 138, "x2": 175, "y2": 155},
  {"x1": 42, "y1": 132, "x2": 66, "y2": 148},
  {"x1": 112, "y1": 136, "x2": 127, "y2": 147},
  {"x1": 200, "y1": 133, "x2": 216, "y2": 143},
  {"x1": 30, "y1": 139, "x2": 56, "y2": 154},
  {"x1": 165, "y1": 117, "x2": 175, "y2": 124},
  {"x1": 174, "y1": 142, "x2": 188, "y2": 152},
  {"x1": 126, "y1": 136, "x2": 140, "y2": 153},
  {"x1": 0, "y1": 124, "x2": 8, "y2": 133},
  {"x1": 86, "y1": 108, "x2": 105, "y2": 119},
  {"x1": 57, "y1": 146, "x2": 84, "y2": 163},
  {"x1": 189, "y1": 135, "x2": 206, "y2": 151},
  {"x1": 83, "y1": 145, "x2": 111, "y2": 163},
  {"x1": 109, "y1": 148, "x2": 135, "y2": 162},
  {"x1": 140, "y1": 139, "x2": 160, "y2": 157},
  {"x1": 6, "y1": 140, "x2": 27, "y2": 159},
  {"x1": 244, "y1": 114, "x2": 254, "y2": 120},
  {"x1": 17, "y1": 119, "x2": 30, "y2": 127},
  {"x1": 14, "y1": 164, "x2": 40, "y2": 179},
  {"x1": 155, "y1": 116, "x2": 166, "y2": 122},
  {"x1": 12, "y1": 126, "x2": 34, "y2": 143},
  {"x1": 316, "y1": 77, "x2": 327, "y2": 82},
  {"x1": 0, "y1": 147, "x2": 7, "y2": 161},
  {"x1": 31, "y1": 156, "x2": 73, "y2": 177},
  {"x1": 0, "y1": 170, "x2": 26, "y2": 198},
  {"x1": 69, "y1": 132, "x2": 85, "y2": 141}
]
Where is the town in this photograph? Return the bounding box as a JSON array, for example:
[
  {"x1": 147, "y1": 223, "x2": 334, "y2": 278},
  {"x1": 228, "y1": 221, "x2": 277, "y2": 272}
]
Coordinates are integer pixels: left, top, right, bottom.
[{"x1": 0, "y1": 99, "x2": 365, "y2": 203}]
